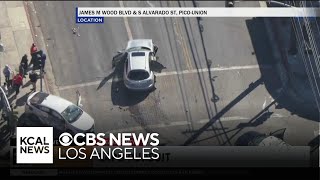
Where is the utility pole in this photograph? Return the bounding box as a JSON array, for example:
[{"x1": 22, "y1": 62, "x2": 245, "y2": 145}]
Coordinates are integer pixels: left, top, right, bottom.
[{"x1": 36, "y1": 51, "x2": 43, "y2": 92}]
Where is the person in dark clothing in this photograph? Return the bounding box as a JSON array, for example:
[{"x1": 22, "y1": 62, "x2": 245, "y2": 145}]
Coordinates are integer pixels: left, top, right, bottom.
[
  {"x1": 39, "y1": 50, "x2": 46, "y2": 73},
  {"x1": 19, "y1": 63, "x2": 25, "y2": 78},
  {"x1": 29, "y1": 70, "x2": 38, "y2": 91},
  {"x1": 20, "y1": 54, "x2": 29, "y2": 75}
]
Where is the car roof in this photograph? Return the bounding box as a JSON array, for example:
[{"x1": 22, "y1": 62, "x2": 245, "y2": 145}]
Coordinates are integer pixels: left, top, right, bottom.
[
  {"x1": 31, "y1": 92, "x2": 73, "y2": 113},
  {"x1": 128, "y1": 51, "x2": 150, "y2": 71},
  {"x1": 126, "y1": 39, "x2": 153, "y2": 51}
]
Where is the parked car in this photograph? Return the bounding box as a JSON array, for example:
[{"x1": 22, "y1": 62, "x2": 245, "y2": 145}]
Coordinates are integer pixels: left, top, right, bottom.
[{"x1": 25, "y1": 91, "x2": 95, "y2": 135}]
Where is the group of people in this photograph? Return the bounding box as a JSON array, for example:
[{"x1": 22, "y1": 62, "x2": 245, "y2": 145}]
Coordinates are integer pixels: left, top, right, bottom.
[{"x1": 2, "y1": 43, "x2": 46, "y2": 97}]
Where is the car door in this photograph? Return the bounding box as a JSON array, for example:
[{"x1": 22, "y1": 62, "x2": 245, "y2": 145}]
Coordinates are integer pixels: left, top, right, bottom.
[
  {"x1": 112, "y1": 51, "x2": 127, "y2": 68},
  {"x1": 50, "y1": 110, "x2": 66, "y2": 133},
  {"x1": 37, "y1": 105, "x2": 50, "y2": 125}
]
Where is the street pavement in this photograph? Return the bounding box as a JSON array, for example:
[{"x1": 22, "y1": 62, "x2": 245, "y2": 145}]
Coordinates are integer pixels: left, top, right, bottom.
[
  {"x1": 28, "y1": 0, "x2": 319, "y2": 147},
  {"x1": 0, "y1": 1, "x2": 50, "y2": 164}
]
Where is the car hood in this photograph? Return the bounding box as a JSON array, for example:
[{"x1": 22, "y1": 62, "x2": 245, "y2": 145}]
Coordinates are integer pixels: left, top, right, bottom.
[{"x1": 70, "y1": 112, "x2": 95, "y2": 131}]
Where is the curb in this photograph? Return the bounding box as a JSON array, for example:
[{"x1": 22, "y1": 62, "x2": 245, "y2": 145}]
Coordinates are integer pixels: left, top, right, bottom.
[{"x1": 23, "y1": 1, "x2": 60, "y2": 96}]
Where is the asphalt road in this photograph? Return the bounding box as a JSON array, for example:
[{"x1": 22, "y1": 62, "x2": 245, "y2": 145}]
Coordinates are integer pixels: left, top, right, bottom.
[{"x1": 30, "y1": 1, "x2": 318, "y2": 146}]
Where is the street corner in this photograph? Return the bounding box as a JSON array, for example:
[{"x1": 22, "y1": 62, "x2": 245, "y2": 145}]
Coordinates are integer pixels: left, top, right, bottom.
[{"x1": 7, "y1": 6, "x2": 30, "y2": 31}]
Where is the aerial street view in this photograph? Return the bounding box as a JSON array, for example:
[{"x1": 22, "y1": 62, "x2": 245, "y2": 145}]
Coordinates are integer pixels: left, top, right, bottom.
[{"x1": 0, "y1": 0, "x2": 318, "y2": 176}]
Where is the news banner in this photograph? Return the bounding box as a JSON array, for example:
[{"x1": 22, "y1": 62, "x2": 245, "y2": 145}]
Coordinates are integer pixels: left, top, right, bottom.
[{"x1": 75, "y1": 7, "x2": 319, "y2": 23}]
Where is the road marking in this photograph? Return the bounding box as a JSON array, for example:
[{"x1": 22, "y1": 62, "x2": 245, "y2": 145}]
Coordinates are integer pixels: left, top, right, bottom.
[
  {"x1": 119, "y1": 1, "x2": 133, "y2": 40},
  {"x1": 155, "y1": 64, "x2": 270, "y2": 77},
  {"x1": 172, "y1": 13, "x2": 193, "y2": 70},
  {"x1": 146, "y1": 1, "x2": 155, "y2": 7},
  {"x1": 105, "y1": 114, "x2": 286, "y2": 133},
  {"x1": 58, "y1": 64, "x2": 271, "y2": 91},
  {"x1": 262, "y1": 97, "x2": 267, "y2": 109}
]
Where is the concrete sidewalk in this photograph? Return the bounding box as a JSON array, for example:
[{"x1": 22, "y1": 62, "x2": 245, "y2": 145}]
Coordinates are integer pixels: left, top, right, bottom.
[{"x1": 0, "y1": 1, "x2": 49, "y2": 161}]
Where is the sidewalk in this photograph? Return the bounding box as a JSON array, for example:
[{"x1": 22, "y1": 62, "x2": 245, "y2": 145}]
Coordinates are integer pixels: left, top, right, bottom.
[{"x1": 0, "y1": 1, "x2": 49, "y2": 160}]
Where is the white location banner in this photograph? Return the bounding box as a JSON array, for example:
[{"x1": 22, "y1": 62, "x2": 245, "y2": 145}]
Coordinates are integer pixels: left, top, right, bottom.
[{"x1": 76, "y1": 7, "x2": 320, "y2": 17}]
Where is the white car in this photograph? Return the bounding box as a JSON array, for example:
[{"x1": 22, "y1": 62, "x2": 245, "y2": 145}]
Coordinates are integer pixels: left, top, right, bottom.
[
  {"x1": 122, "y1": 39, "x2": 157, "y2": 91},
  {"x1": 25, "y1": 91, "x2": 95, "y2": 135}
]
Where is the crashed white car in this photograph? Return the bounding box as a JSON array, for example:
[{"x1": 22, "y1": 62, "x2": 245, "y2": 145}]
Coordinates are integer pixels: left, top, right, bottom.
[{"x1": 122, "y1": 39, "x2": 157, "y2": 91}]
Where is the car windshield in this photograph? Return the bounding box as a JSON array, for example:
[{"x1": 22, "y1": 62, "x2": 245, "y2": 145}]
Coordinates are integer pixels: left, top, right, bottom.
[
  {"x1": 61, "y1": 105, "x2": 83, "y2": 123},
  {"x1": 128, "y1": 70, "x2": 150, "y2": 80}
]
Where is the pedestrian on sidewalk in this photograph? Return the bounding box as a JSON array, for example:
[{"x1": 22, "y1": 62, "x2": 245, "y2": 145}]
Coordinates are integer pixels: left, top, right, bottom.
[
  {"x1": 19, "y1": 63, "x2": 25, "y2": 79},
  {"x1": 39, "y1": 50, "x2": 46, "y2": 73},
  {"x1": 12, "y1": 73, "x2": 23, "y2": 96},
  {"x1": 20, "y1": 54, "x2": 29, "y2": 75},
  {"x1": 30, "y1": 43, "x2": 38, "y2": 69},
  {"x1": 30, "y1": 43, "x2": 38, "y2": 56},
  {"x1": 3, "y1": 65, "x2": 12, "y2": 86},
  {"x1": 8, "y1": 70, "x2": 15, "y2": 90},
  {"x1": 29, "y1": 70, "x2": 38, "y2": 91}
]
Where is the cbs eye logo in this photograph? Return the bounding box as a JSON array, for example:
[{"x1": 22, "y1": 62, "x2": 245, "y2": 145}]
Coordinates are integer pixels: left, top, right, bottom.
[{"x1": 59, "y1": 133, "x2": 73, "y2": 146}]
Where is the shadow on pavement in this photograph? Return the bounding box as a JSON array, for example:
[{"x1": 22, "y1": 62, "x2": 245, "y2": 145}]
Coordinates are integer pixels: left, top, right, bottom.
[
  {"x1": 237, "y1": 111, "x2": 273, "y2": 128},
  {"x1": 110, "y1": 53, "x2": 149, "y2": 107},
  {"x1": 14, "y1": 91, "x2": 32, "y2": 108},
  {"x1": 150, "y1": 60, "x2": 167, "y2": 73},
  {"x1": 96, "y1": 71, "x2": 114, "y2": 90},
  {"x1": 22, "y1": 80, "x2": 32, "y2": 89},
  {"x1": 246, "y1": 17, "x2": 319, "y2": 121},
  {"x1": 189, "y1": 98, "x2": 277, "y2": 145},
  {"x1": 183, "y1": 77, "x2": 265, "y2": 145}
]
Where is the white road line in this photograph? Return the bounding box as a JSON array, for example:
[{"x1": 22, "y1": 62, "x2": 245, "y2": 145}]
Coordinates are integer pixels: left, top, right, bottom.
[
  {"x1": 146, "y1": 1, "x2": 155, "y2": 7},
  {"x1": 119, "y1": 1, "x2": 133, "y2": 40},
  {"x1": 105, "y1": 114, "x2": 286, "y2": 133},
  {"x1": 58, "y1": 65, "x2": 270, "y2": 91},
  {"x1": 155, "y1": 64, "x2": 270, "y2": 77}
]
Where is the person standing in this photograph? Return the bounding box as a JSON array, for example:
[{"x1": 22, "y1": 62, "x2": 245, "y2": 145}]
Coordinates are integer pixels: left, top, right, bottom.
[
  {"x1": 19, "y1": 63, "x2": 25, "y2": 79},
  {"x1": 3, "y1": 65, "x2": 12, "y2": 85},
  {"x1": 39, "y1": 50, "x2": 46, "y2": 73},
  {"x1": 30, "y1": 43, "x2": 38, "y2": 68},
  {"x1": 30, "y1": 43, "x2": 38, "y2": 56},
  {"x1": 12, "y1": 73, "x2": 23, "y2": 96},
  {"x1": 29, "y1": 70, "x2": 38, "y2": 91},
  {"x1": 20, "y1": 54, "x2": 29, "y2": 75}
]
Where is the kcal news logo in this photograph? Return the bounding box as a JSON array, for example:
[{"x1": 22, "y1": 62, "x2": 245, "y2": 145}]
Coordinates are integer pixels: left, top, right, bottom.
[{"x1": 16, "y1": 127, "x2": 53, "y2": 164}]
